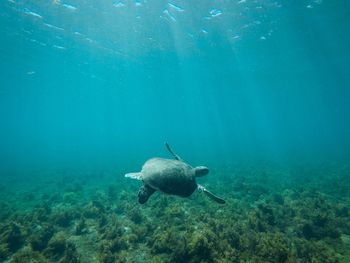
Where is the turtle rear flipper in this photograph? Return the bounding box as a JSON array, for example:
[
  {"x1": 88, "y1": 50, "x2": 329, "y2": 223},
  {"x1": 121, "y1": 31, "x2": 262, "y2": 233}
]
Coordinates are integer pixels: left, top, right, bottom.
[
  {"x1": 138, "y1": 184, "x2": 156, "y2": 204},
  {"x1": 198, "y1": 185, "x2": 226, "y2": 204}
]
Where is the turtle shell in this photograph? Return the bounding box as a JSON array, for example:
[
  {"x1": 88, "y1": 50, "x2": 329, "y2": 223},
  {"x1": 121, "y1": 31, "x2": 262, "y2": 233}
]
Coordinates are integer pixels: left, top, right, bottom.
[{"x1": 141, "y1": 158, "x2": 197, "y2": 197}]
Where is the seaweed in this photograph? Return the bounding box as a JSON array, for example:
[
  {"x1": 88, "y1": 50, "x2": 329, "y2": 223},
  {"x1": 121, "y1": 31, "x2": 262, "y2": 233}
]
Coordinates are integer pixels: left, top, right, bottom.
[
  {"x1": 150, "y1": 227, "x2": 189, "y2": 263},
  {"x1": 33, "y1": 202, "x2": 52, "y2": 222},
  {"x1": 53, "y1": 210, "x2": 75, "y2": 227},
  {"x1": 127, "y1": 207, "x2": 144, "y2": 224},
  {"x1": 83, "y1": 202, "x2": 102, "y2": 219},
  {"x1": 10, "y1": 248, "x2": 47, "y2": 263},
  {"x1": 0, "y1": 243, "x2": 9, "y2": 261},
  {"x1": 29, "y1": 224, "x2": 54, "y2": 251},
  {"x1": 0, "y1": 222, "x2": 24, "y2": 256},
  {"x1": 254, "y1": 232, "x2": 290, "y2": 262},
  {"x1": 44, "y1": 232, "x2": 67, "y2": 259},
  {"x1": 60, "y1": 242, "x2": 80, "y2": 263},
  {"x1": 188, "y1": 229, "x2": 218, "y2": 262},
  {"x1": 75, "y1": 218, "x2": 86, "y2": 235},
  {"x1": 294, "y1": 238, "x2": 340, "y2": 262},
  {"x1": 0, "y1": 164, "x2": 349, "y2": 262}
]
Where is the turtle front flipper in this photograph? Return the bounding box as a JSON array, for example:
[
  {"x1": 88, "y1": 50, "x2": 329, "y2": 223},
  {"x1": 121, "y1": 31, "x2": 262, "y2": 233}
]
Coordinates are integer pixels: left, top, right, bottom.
[
  {"x1": 165, "y1": 142, "x2": 182, "y2": 161},
  {"x1": 198, "y1": 185, "x2": 226, "y2": 204},
  {"x1": 138, "y1": 184, "x2": 156, "y2": 204}
]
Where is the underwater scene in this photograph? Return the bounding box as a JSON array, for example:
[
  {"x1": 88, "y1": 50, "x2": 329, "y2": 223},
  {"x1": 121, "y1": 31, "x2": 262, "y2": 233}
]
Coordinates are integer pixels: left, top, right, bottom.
[{"x1": 1, "y1": 0, "x2": 350, "y2": 262}]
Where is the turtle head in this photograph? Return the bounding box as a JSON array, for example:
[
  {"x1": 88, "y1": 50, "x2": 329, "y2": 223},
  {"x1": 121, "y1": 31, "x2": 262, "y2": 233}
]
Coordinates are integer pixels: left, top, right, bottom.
[{"x1": 194, "y1": 166, "x2": 209, "y2": 177}]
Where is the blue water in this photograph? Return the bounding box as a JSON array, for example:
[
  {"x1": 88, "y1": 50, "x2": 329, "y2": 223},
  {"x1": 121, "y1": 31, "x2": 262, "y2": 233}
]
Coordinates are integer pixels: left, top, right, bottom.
[{"x1": 1, "y1": 0, "x2": 350, "y2": 172}]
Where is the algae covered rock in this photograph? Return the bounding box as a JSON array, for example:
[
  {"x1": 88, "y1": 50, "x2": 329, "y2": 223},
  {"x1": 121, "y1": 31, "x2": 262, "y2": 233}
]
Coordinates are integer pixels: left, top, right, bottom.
[
  {"x1": 294, "y1": 238, "x2": 340, "y2": 262},
  {"x1": 52, "y1": 210, "x2": 79, "y2": 228},
  {"x1": 127, "y1": 207, "x2": 144, "y2": 224},
  {"x1": 300, "y1": 209, "x2": 341, "y2": 240},
  {"x1": 44, "y1": 232, "x2": 67, "y2": 260},
  {"x1": 254, "y1": 232, "x2": 290, "y2": 262},
  {"x1": 0, "y1": 222, "x2": 24, "y2": 256},
  {"x1": 10, "y1": 248, "x2": 47, "y2": 263},
  {"x1": 75, "y1": 218, "x2": 86, "y2": 235},
  {"x1": 1, "y1": 164, "x2": 350, "y2": 262},
  {"x1": 188, "y1": 229, "x2": 220, "y2": 262},
  {"x1": 150, "y1": 227, "x2": 189, "y2": 262},
  {"x1": 29, "y1": 224, "x2": 54, "y2": 251},
  {"x1": 60, "y1": 242, "x2": 80, "y2": 263},
  {"x1": 0, "y1": 243, "x2": 10, "y2": 261},
  {"x1": 43, "y1": 231, "x2": 80, "y2": 262}
]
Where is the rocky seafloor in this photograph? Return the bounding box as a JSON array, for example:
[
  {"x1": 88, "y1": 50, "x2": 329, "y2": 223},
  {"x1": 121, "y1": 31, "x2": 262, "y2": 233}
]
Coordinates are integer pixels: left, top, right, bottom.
[{"x1": 0, "y1": 163, "x2": 350, "y2": 263}]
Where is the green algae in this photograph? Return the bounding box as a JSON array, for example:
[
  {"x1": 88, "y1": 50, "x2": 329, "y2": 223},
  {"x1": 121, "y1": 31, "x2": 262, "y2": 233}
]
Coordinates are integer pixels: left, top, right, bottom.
[
  {"x1": 75, "y1": 218, "x2": 87, "y2": 236},
  {"x1": 0, "y1": 223, "x2": 25, "y2": 260},
  {"x1": 0, "y1": 165, "x2": 349, "y2": 262},
  {"x1": 29, "y1": 224, "x2": 54, "y2": 251}
]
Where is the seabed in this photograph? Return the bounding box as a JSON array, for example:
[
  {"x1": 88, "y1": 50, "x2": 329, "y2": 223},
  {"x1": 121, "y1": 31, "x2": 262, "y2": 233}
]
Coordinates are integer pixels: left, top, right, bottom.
[{"x1": 0, "y1": 164, "x2": 349, "y2": 263}]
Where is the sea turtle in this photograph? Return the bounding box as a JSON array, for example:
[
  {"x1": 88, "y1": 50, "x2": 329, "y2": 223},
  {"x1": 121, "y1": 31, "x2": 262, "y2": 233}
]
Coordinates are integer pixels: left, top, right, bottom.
[{"x1": 125, "y1": 143, "x2": 226, "y2": 204}]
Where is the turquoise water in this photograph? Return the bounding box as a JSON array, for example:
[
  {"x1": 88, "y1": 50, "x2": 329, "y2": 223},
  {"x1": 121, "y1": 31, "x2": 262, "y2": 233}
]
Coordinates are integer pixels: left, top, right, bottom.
[{"x1": 1, "y1": 1, "x2": 350, "y2": 262}]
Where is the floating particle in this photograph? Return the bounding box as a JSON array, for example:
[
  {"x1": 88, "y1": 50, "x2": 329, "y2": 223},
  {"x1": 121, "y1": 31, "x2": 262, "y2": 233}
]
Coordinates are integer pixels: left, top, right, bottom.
[
  {"x1": 62, "y1": 3, "x2": 77, "y2": 10},
  {"x1": 44, "y1": 23, "x2": 64, "y2": 31},
  {"x1": 53, "y1": 45, "x2": 66, "y2": 50},
  {"x1": 113, "y1": 2, "x2": 125, "y2": 8},
  {"x1": 210, "y1": 9, "x2": 222, "y2": 17},
  {"x1": 168, "y1": 3, "x2": 184, "y2": 12},
  {"x1": 24, "y1": 9, "x2": 43, "y2": 19},
  {"x1": 163, "y1": 9, "x2": 176, "y2": 22},
  {"x1": 85, "y1": 37, "x2": 98, "y2": 44}
]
